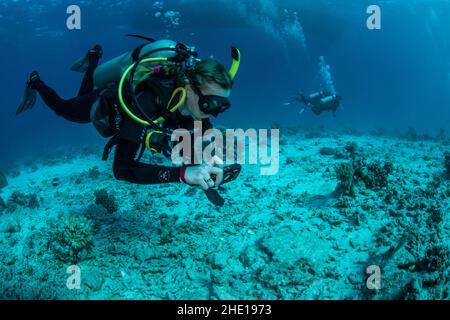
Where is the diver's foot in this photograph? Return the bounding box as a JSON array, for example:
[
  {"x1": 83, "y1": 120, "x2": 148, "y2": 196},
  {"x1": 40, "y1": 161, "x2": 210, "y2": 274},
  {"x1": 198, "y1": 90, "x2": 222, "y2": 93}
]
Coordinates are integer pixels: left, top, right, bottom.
[
  {"x1": 70, "y1": 45, "x2": 102, "y2": 73},
  {"x1": 27, "y1": 71, "x2": 41, "y2": 90},
  {"x1": 88, "y1": 44, "x2": 103, "y2": 66},
  {"x1": 16, "y1": 71, "x2": 39, "y2": 115}
]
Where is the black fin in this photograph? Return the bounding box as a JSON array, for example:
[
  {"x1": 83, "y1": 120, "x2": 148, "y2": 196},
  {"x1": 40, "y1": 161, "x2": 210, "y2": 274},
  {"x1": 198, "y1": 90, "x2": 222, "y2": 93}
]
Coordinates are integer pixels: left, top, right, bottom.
[
  {"x1": 70, "y1": 52, "x2": 89, "y2": 73},
  {"x1": 204, "y1": 189, "x2": 225, "y2": 207},
  {"x1": 71, "y1": 45, "x2": 103, "y2": 73},
  {"x1": 16, "y1": 75, "x2": 38, "y2": 116}
]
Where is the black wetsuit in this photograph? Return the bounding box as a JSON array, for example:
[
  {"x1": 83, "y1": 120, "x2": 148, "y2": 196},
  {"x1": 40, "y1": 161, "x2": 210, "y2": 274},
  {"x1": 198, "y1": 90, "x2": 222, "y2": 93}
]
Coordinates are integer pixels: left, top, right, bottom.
[
  {"x1": 311, "y1": 99, "x2": 340, "y2": 115},
  {"x1": 33, "y1": 66, "x2": 210, "y2": 185}
]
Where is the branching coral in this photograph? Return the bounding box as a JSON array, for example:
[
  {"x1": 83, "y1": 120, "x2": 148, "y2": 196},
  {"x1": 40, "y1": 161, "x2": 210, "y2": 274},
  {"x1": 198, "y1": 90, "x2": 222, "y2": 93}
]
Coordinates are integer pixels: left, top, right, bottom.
[
  {"x1": 50, "y1": 215, "x2": 94, "y2": 264},
  {"x1": 416, "y1": 246, "x2": 449, "y2": 273},
  {"x1": 335, "y1": 162, "x2": 357, "y2": 196},
  {"x1": 444, "y1": 152, "x2": 450, "y2": 175},
  {"x1": 344, "y1": 142, "x2": 360, "y2": 159},
  {"x1": 0, "y1": 196, "x2": 6, "y2": 213},
  {"x1": 335, "y1": 157, "x2": 393, "y2": 196},
  {"x1": 335, "y1": 156, "x2": 368, "y2": 196},
  {"x1": 88, "y1": 166, "x2": 100, "y2": 179},
  {"x1": 94, "y1": 188, "x2": 118, "y2": 213},
  {"x1": 159, "y1": 213, "x2": 178, "y2": 244},
  {"x1": 6, "y1": 191, "x2": 39, "y2": 212},
  {"x1": 363, "y1": 161, "x2": 394, "y2": 190}
]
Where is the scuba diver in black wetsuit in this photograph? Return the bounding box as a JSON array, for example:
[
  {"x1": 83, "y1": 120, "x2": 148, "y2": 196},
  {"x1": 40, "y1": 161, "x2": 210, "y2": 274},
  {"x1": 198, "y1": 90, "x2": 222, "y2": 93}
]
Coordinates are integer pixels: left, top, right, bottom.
[
  {"x1": 16, "y1": 38, "x2": 242, "y2": 192},
  {"x1": 291, "y1": 90, "x2": 343, "y2": 116}
]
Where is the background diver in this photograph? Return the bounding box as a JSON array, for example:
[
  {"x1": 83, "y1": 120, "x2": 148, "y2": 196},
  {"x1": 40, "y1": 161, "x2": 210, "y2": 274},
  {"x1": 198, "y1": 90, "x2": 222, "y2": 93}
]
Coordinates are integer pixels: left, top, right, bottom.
[
  {"x1": 16, "y1": 39, "x2": 241, "y2": 193},
  {"x1": 286, "y1": 90, "x2": 343, "y2": 116}
]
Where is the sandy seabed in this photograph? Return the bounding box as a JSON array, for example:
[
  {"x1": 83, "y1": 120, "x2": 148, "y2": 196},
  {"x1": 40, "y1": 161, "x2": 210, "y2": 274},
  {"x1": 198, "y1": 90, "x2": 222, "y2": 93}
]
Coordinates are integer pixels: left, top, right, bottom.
[{"x1": 1, "y1": 126, "x2": 449, "y2": 300}]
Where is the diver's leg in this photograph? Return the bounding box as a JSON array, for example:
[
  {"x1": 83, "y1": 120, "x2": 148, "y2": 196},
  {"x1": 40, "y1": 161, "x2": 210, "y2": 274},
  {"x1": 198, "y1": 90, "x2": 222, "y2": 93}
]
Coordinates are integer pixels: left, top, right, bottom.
[
  {"x1": 311, "y1": 106, "x2": 322, "y2": 116},
  {"x1": 77, "y1": 45, "x2": 103, "y2": 96},
  {"x1": 77, "y1": 65, "x2": 96, "y2": 97},
  {"x1": 299, "y1": 94, "x2": 308, "y2": 104},
  {"x1": 293, "y1": 93, "x2": 306, "y2": 105},
  {"x1": 34, "y1": 79, "x2": 101, "y2": 123}
]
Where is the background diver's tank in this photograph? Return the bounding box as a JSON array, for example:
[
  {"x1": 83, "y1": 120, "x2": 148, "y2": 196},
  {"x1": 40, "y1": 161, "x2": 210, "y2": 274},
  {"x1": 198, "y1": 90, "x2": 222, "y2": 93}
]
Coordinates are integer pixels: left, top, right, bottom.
[
  {"x1": 307, "y1": 91, "x2": 326, "y2": 104},
  {"x1": 93, "y1": 39, "x2": 178, "y2": 88},
  {"x1": 309, "y1": 91, "x2": 324, "y2": 100},
  {"x1": 320, "y1": 96, "x2": 335, "y2": 104}
]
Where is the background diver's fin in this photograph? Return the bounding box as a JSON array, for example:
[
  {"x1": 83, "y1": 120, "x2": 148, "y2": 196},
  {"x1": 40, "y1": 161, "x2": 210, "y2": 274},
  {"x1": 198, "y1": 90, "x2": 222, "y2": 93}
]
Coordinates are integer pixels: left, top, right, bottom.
[
  {"x1": 16, "y1": 82, "x2": 37, "y2": 116},
  {"x1": 70, "y1": 53, "x2": 89, "y2": 73}
]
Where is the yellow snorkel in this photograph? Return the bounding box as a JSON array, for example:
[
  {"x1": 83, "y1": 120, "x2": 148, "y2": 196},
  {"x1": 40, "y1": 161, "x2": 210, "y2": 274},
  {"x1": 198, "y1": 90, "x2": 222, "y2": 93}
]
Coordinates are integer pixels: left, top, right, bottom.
[{"x1": 229, "y1": 46, "x2": 241, "y2": 80}]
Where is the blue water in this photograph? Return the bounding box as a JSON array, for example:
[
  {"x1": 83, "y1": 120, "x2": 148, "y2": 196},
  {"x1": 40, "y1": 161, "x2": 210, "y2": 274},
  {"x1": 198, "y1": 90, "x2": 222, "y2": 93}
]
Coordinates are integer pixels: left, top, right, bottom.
[{"x1": 1, "y1": 0, "x2": 449, "y2": 167}]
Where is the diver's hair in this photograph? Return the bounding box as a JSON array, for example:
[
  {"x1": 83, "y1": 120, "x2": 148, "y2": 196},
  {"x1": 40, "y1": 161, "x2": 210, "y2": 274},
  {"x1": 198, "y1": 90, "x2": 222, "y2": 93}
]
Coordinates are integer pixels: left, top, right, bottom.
[
  {"x1": 132, "y1": 59, "x2": 233, "y2": 90},
  {"x1": 186, "y1": 59, "x2": 234, "y2": 90}
]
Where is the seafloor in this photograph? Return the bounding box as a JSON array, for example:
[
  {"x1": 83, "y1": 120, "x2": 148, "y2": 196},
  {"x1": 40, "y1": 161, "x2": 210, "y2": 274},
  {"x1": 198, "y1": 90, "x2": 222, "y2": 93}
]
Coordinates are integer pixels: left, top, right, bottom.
[{"x1": 1, "y1": 126, "x2": 449, "y2": 300}]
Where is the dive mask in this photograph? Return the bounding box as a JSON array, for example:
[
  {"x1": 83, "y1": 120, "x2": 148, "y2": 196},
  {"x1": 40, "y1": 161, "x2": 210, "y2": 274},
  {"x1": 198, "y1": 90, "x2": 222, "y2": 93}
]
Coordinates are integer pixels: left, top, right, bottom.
[{"x1": 191, "y1": 84, "x2": 231, "y2": 117}]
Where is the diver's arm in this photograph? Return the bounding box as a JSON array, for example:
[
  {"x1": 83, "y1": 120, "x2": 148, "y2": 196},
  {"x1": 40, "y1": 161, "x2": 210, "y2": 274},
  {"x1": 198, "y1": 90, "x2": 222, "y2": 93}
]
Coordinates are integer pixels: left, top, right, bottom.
[
  {"x1": 113, "y1": 139, "x2": 223, "y2": 188},
  {"x1": 113, "y1": 139, "x2": 181, "y2": 184}
]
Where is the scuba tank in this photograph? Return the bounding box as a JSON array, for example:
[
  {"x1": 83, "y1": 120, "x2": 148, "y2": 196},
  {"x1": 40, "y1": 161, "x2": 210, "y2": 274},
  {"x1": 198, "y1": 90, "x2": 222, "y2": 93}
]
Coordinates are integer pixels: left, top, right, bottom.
[
  {"x1": 309, "y1": 91, "x2": 325, "y2": 100},
  {"x1": 93, "y1": 39, "x2": 179, "y2": 88},
  {"x1": 308, "y1": 91, "x2": 327, "y2": 104},
  {"x1": 320, "y1": 95, "x2": 335, "y2": 104}
]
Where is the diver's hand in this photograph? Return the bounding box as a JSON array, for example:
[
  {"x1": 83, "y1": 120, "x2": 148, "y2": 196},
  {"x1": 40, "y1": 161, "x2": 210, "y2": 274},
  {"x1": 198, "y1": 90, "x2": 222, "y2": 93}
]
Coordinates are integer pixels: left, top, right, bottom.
[
  {"x1": 181, "y1": 156, "x2": 224, "y2": 190},
  {"x1": 183, "y1": 165, "x2": 223, "y2": 190}
]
